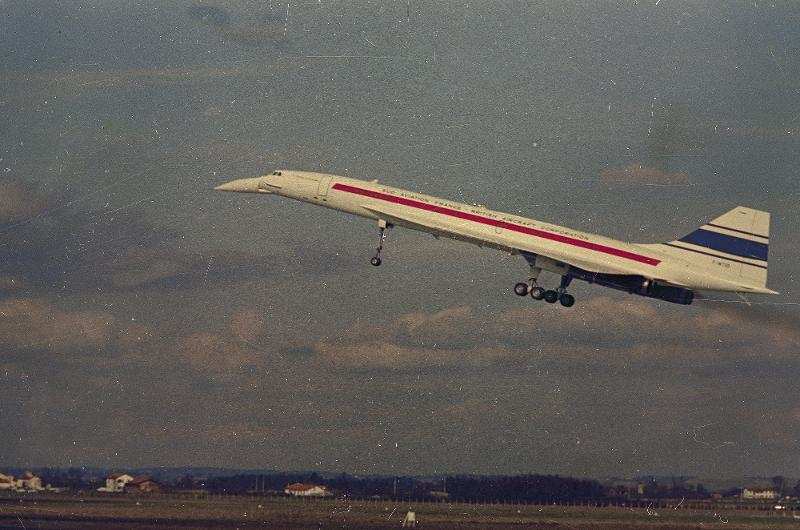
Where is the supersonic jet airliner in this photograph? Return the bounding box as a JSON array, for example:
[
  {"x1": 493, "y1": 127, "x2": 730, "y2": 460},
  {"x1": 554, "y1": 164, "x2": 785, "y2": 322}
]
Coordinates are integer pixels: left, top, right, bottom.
[{"x1": 215, "y1": 170, "x2": 776, "y2": 307}]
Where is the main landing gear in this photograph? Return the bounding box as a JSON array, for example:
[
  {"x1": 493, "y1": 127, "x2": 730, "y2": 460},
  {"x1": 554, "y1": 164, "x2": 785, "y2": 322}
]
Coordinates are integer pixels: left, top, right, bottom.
[
  {"x1": 513, "y1": 263, "x2": 541, "y2": 298},
  {"x1": 370, "y1": 219, "x2": 391, "y2": 266},
  {"x1": 514, "y1": 272, "x2": 575, "y2": 307}
]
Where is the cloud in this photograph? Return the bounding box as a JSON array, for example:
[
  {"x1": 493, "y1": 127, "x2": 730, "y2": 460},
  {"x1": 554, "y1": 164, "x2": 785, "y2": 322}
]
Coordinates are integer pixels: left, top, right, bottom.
[
  {"x1": 0, "y1": 180, "x2": 47, "y2": 223},
  {"x1": 700, "y1": 302, "x2": 800, "y2": 352},
  {"x1": 108, "y1": 247, "x2": 200, "y2": 289},
  {"x1": 309, "y1": 305, "x2": 515, "y2": 369},
  {"x1": 498, "y1": 296, "x2": 800, "y2": 357},
  {"x1": 229, "y1": 308, "x2": 266, "y2": 344},
  {"x1": 314, "y1": 340, "x2": 514, "y2": 370},
  {"x1": 115, "y1": 322, "x2": 157, "y2": 358},
  {"x1": 175, "y1": 332, "x2": 262, "y2": 377},
  {"x1": 712, "y1": 125, "x2": 800, "y2": 139},
  {"x1": 0, "y1": 275, "x2": 24, "y2": 292},
  {"x1": 188, "y1": 2, "x2": 288, "y2": 46},
  {"x1": 307, "y1": 296, "x2": 800, "y2": 370},
  {"x1": 4, "y1": 66, "x2": 248, "y2": 98},
  {"x1": 0, "y1": 298, "x2": 113, "y2": 355},
  {"x1": 396, "y1": 305, "x2": 474, "y2": 334},
  {"x1": 188, "y1": 3, "x2": 231, "y2": 26},
  {"x1": 600, "y1": 163, "x2": 691, "y2": 186},
  {"x1": 103, "y1": 245, "x2": 284, "y2": 292}
]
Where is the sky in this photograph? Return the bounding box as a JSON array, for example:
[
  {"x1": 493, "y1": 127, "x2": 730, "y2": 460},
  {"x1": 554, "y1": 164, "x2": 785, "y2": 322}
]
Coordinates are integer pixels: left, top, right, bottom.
[{"x1": 1, "y1": 1, "x2": 799, "y2": 479}]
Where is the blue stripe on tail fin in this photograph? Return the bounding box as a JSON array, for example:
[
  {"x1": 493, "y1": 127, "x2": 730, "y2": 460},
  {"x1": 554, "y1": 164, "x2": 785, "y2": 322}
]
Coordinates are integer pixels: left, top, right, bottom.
[
  {"x1": 679, "y1": 229, "x2": 768, "y2": 261},
  {"x1": 639, "y1": 206, "x2": 775, "y2": 294}
]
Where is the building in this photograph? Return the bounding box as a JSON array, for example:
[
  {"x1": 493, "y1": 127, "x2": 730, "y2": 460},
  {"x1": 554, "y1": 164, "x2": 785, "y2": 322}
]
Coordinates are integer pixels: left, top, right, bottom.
[
  {"x1": 98, "y1": 473, "x2": 134, "y2": 493},
  {"x1": 124, "y1": 476, "x2": 161, "y2": 493},
  {"x1": 605, "y1": 480, "x2": 645, "y2": 498},
  {"x1": 742, "y1": 487, "x2": 777, "y2": 500},
  {"x1": 15, "y1": 472, "x2": 43, "y2": 491},
  {"x1": 284, "y1": 483, "x2": 332, "y2": 497},
  {"x1": 0, "y1": 473, "x2": 15, "y2": 491}
]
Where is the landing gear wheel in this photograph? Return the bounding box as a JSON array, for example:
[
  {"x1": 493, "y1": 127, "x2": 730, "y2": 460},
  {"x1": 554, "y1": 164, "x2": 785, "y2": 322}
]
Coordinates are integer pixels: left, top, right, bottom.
[
  {"x1": 559, "y1": 293, "x2": 575, "y2": 307},
  {"x1": 513, "y1": 282, "x2": 530, "y2": 296},
  {"x1": 543, "y1": 290, "x2": 559, "y2": 303},
  {"x1": 369, "y1": 220, "x2": 390, "y2": 268},
  {"x1": 530, "y1": 286, "x2": 545, "y2": 300}
]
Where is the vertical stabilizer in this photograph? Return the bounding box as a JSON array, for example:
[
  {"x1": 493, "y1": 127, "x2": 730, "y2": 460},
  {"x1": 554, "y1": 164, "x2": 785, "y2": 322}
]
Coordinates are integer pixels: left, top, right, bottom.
[{"x1": 661, "y1": 206, "x2": 771, "y2": 291}]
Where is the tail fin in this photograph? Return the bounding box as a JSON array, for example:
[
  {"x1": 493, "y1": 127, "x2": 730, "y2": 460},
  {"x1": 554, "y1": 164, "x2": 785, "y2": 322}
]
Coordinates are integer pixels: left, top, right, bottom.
[{"x1": 663, "y1": 206, "x2": 774, "y2": 292}]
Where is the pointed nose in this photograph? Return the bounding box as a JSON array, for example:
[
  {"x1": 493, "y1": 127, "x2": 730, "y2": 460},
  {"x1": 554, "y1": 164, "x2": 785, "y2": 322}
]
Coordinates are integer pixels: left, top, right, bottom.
[{"x1": 214, "y1": 177, "x2": 261, "y2": 193}]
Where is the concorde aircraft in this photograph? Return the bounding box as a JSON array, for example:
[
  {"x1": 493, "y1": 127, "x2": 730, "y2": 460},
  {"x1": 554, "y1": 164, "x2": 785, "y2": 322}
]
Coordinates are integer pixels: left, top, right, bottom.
[{"x1": 215, "y1": 170, "x2": 776, "y2": 307}]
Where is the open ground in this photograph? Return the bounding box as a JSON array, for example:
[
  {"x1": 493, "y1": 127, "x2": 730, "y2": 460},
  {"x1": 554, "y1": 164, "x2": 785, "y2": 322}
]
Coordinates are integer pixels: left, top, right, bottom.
[{"x1": 1, "y1": 493, "x2": 798, "y2": 529}]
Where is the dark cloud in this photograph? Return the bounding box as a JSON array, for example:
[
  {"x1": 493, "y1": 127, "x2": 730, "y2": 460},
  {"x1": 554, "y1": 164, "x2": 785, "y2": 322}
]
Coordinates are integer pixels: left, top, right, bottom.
[
  {"x1": 108, "y1": 246, "x2": 203, "y2": 289},
  {"x1": 188, "y1": 4, "x2": 231, "y2": 26},
  {"x1": 0, "y1": 180, "x2": 47, "y2": 223},
  {"x1": 188, "y1": 1, "x2": 289, "y2": 47},
  {"x1": 645, "y1": 103, "x2": 708, "y2": 167},
  {"x1": 102, "y1": 245, "x2": 285, "y2": 292},
  {"x1": 0, "y1": 154, "x2": 292, "y2": 298}
]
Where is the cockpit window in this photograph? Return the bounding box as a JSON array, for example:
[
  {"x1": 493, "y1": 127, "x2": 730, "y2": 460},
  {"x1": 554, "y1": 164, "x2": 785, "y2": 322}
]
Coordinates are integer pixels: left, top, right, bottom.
[{"x1": 272, "y1": 171, "x2": 282, "y2": 176}]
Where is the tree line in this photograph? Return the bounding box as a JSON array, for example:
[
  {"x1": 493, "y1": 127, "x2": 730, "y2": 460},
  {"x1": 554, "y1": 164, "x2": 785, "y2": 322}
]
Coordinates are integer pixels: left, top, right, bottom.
[{"x1": 13, "y1": 468, "x2": 800, "y2": 502}]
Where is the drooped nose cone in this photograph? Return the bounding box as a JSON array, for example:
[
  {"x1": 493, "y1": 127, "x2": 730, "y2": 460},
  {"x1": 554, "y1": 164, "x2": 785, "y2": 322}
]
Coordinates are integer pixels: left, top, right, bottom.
[{"x1": 214, "y1": 177, "x2": 262, "y2": 193}]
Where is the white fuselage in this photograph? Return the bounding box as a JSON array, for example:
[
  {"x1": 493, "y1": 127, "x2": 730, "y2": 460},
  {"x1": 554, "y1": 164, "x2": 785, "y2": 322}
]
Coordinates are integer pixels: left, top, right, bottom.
[{"x1": 216, "y1": 170, "x2": 765, "y2": 293}]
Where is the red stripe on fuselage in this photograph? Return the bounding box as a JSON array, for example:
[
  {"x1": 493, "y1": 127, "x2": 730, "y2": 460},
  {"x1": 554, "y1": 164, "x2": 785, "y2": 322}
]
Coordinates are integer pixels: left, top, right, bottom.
[{"x1": 332, "y1": 182, "x2": 661, "y2": 266}]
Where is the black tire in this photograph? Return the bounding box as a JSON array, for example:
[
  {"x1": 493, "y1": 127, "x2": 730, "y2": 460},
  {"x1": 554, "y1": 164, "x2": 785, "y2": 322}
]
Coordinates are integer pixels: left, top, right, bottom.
[
  {"x1": 559, "y1": 293, "x2": 575, "y2": 307},
  {"x1": 513, "y1": 282, "x2": 529, "y2": 296},
  {"x1": 543, "y1": 290, "x2": 559, "y2": 303},
  {"x1": 530, "y1": 286, "x2": 545, "y2": 300},
  {"x1": 370, "y1": 256, "x2": 382, "y2": 266}
]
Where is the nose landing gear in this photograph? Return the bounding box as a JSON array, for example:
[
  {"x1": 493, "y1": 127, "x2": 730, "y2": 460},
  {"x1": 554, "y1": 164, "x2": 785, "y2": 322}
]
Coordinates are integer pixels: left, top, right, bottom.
[{"x1": 370, "y1": 219, "x2": 391, "y2": 266}]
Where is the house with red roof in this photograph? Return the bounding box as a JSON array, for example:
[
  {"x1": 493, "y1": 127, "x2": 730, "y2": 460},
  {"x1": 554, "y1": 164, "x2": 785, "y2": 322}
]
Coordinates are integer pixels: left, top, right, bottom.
[
  {"x1": 124, "y1": 476, "x2": 161, "y2": 493},
  {"x1": 0, "y1": 473, "x2": 15, "y2": 491},
  {"x1": 15, "y1": 472, "x2": 43, "y2": 491},
  {"x1": 284, "y1": 482, "x2": 332, "y2": 497},
  {"x1": 98, "y1": 473, "x2": 134, "y2": 493}
]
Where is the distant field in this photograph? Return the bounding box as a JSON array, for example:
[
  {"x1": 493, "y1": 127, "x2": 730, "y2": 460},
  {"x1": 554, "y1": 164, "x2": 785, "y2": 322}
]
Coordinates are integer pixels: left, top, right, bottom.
[{"x1": 0, "y1": 493, "x2": 798, "y2": 529}]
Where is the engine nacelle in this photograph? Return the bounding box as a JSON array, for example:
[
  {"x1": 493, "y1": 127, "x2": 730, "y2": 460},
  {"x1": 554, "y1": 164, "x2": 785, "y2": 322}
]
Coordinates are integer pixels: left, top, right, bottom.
[
  {"x1": 568, "y1": 268, "x2": 694, "y2": 305},
  {"x1": 643, "y1": 282, "x2": 694, "y2": 305}
]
